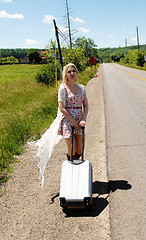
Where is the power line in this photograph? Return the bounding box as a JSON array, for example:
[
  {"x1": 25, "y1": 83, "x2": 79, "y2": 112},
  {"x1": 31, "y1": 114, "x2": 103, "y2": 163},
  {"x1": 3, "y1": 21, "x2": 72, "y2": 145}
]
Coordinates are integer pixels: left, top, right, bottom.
[{"x1": 57, "y1": 28, "x2": 70, "y2": 45}]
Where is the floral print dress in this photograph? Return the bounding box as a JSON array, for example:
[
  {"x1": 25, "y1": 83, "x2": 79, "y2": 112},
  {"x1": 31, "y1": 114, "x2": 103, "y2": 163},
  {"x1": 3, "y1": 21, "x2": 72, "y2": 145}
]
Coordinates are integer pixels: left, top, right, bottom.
[{"x1": 58, "y1": 84, "x2": 84, "y2": 138}]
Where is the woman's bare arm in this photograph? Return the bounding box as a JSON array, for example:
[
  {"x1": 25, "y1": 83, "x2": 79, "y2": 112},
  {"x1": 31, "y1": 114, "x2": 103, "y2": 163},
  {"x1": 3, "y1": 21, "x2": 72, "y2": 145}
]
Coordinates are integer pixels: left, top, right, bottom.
[{"x1": 79, "y1": 90, "x2": 88, "y2": 126}]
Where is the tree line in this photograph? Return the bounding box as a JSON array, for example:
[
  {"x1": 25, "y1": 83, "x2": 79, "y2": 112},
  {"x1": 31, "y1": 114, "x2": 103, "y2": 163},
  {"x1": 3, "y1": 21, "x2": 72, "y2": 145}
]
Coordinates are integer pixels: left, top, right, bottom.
[
  {"x1": 98, "y1": 44, "x2": 146, "y2": 67},
  {"x1": 0, "y1": 42, "x2": 145, "y2": 62},
  {"x1": 0, "y1": 48, "x2": 29, "y2": 59},
  {"x1": 0, "y1": 38, "x2": 145, "y2": 70}
]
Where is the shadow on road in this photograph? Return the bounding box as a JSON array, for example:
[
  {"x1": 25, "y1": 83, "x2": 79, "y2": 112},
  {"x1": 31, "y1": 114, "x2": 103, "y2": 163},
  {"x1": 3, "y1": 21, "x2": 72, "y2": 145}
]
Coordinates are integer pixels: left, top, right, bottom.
[
  {"x1": 50, "y1": 180, "x2": 132, "y2": 217},
  {"x1": 63, "y1": 197, "x2": 109, "y2": 218},
  {"x1": 64, "y1": 180, "x2": 132, "y2": 217},
  {"x1": 93, "y1": 180, "x2": 132, "y2": 195}
]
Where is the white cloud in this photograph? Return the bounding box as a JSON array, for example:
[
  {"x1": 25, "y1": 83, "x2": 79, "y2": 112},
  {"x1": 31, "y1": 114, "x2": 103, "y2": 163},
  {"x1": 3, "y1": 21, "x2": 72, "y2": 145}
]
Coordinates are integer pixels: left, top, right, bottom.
[
  {"x1": 0, "y1": 0, "x2": 12, "y2": 2},
  {"x1": 25, "y1": 39, "x2": 38, "y2": 45},
  {"x1": 79, "y1": 27, "x2": 90, "y2": 33},
  {"x1": 122, "y1": 28, "x2": 126, "y2": 31},
  {"x1": 70, "y1": 17, "x2": 84, "y2": 23},
  {"x1": 109, "y1": 35, "x2": 115, "y2": 39},
  {"x1": 42, "y1": 14, "x2": 55, "y2": 24},
  {"x1": 58, "y1": 26, "x2": 69, "y2": 33},
  {"x1": 0, "y1": 10, "x2": 24, "y2": 19}
]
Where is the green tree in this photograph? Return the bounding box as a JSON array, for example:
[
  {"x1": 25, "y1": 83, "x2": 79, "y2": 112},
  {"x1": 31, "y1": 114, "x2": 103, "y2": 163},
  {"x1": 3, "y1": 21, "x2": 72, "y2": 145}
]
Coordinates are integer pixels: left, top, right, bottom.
[
  {"x1": 45, "y1": 40, "x2": 57, "y2": 63},
  {"x1": 122, "y1": 49, "x2": 145, "y2": 67},
  {"x1": 63, "y1": 46, "x2": 87, "y2": 71},
  {"x1": 27, "y1": 49, "x2": 42, "y2": 63},
  {"x1": 0, "y1": 48, "x2": 29, "y2": 58},
  {"x1": 74, "y1": 37, "x2": 99, "y2": 59},
  {"x1": 110, "y1": 50, "x2": 124, "y2": 62},
  {"x1": 132, "y1": 49, "x2": 145, "y2": 67}
]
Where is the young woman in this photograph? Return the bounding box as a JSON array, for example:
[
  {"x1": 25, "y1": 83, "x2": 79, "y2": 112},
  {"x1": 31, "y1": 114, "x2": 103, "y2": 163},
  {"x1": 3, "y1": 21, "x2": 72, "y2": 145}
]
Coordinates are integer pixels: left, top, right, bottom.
[
  {"x1": 58, "y1": 63, "x2": 88, "y2": 160},
  {"x1": 29, "y1": 63, "x2": 88, "y2": 186}
]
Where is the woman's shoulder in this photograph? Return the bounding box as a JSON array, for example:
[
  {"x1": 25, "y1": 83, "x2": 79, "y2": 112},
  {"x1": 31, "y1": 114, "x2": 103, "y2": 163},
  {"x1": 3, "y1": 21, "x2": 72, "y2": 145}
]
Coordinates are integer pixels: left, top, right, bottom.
[
  {"x1": 58, "y1": 83, "x2": 67, "y2": 93},
  {"x1": 58, "y1": 83, "x2": 66, "y2": 90},
  {"x1": 76, "y1": 83, "x2": 84, "y2": 91},
  {"x1": 58, "y1": 83, "x2": 67, "y2": 103}
]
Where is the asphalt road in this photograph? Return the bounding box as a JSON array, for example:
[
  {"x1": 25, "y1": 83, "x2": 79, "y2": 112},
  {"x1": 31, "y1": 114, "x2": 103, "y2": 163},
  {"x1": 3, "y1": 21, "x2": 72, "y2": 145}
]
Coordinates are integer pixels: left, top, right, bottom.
[{"x1": 103, "y1": 63, "x2": 146, "y2": 240}]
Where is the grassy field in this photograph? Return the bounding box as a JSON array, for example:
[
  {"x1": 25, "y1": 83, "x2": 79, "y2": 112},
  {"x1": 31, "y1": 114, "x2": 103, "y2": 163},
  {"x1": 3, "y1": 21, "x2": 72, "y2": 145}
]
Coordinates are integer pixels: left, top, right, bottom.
[{"x1": 0, "y1": 64, "x2": 98, "y2": 183}]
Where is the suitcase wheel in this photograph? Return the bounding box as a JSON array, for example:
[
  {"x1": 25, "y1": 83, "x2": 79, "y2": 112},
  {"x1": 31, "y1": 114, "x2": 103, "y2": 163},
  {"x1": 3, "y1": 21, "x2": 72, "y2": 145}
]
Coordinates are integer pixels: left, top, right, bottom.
[
  {"x1": 84, "y1": 197, "x2": 92, "y2": 207},
  {"x1": 60, "y1": 197, "x2": 66, "y2": 208}
]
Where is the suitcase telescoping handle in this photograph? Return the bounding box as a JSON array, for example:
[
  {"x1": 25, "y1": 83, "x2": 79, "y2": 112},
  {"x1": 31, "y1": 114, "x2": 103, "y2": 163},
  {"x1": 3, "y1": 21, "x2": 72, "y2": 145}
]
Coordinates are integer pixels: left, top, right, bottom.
[
  {"x1": 70, "y1": 125, "x2": 85, "y2": 162},
  {"x1": 81, "y1": 126, "x2": 85, "y2": 162}
]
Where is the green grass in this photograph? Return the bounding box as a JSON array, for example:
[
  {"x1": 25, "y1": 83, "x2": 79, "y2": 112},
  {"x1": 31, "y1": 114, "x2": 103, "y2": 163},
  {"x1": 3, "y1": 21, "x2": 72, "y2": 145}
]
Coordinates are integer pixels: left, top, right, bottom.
[
  {"x1": 124, "y1": 64, "x2": 146, "y2": 71},
  {"x1": 0, "y1": 64, "x2": 42, "y2": 84},
  {"x1": 0, "y1": 64, "x2": 99, "y2": 184},
  {"x1": 118, "y1": 62, "x2": 146, "y2": 71}
]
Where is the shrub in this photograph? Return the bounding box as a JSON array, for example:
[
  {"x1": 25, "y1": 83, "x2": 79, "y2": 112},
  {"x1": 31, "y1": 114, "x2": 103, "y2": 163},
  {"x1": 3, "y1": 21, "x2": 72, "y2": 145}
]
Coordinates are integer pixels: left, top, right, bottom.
[
  {"x1": 132, "y1": 49, "x2": 145, "y2": 67},
  {"x1": 120, "y1": 49, "x2": 145, "y2": 67},
  {"x1": 35, "y1": 63, "x2": 61, "y2": 86},
  {"x1": 0, "y1": 56, "x2": 18, "y2": 65}
]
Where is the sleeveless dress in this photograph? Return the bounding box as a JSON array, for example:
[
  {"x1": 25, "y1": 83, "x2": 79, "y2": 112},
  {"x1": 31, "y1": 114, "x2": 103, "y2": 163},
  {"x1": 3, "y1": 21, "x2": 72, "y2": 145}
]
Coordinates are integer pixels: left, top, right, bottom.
[{"x1": 58, "y1": 84, "x2": 84, "y2": 138}]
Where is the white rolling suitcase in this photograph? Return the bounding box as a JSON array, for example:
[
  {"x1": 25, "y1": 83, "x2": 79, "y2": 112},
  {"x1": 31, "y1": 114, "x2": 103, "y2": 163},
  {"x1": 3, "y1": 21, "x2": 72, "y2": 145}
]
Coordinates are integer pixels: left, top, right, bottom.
[{"x1": 59, "y1": 126, "x2": 92, "y2": 209}]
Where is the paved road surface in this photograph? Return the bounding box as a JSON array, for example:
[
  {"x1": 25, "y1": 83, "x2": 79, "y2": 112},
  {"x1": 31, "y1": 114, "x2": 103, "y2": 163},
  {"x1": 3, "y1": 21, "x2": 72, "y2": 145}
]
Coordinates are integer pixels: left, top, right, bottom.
[{"x1": 103, "y1": 63, "x2": 146, "y2": 240}]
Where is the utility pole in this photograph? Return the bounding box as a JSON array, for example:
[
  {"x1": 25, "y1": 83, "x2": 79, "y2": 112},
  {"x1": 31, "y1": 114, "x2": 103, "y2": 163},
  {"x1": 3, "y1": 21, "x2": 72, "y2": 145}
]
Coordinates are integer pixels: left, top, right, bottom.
[
  {"x1": 65, "y1": 0, "x2": 72, "y2": 48},
  {"x1": 136, "y1": 26, "x2": 139, "y2": 49},
  {"x1": 53, "y1": 19, "x2": 63, "y2": 69},
  {"x1": 125, "y1": 38, "x2": 127, "y2": 55}
]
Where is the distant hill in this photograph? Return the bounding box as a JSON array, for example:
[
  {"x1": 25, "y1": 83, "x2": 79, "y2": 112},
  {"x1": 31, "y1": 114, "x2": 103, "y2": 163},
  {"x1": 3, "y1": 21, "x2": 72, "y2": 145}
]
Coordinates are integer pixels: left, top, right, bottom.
[{"x1": 98, "y1": 44, "x2": 146, "y2": 61}]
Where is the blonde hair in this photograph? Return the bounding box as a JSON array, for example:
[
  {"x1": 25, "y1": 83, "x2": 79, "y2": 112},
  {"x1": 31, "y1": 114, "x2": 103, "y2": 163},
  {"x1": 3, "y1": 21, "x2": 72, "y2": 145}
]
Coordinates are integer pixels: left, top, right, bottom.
[{"x1": 62, "y1": 63, "x2": 78, "y2": 84}]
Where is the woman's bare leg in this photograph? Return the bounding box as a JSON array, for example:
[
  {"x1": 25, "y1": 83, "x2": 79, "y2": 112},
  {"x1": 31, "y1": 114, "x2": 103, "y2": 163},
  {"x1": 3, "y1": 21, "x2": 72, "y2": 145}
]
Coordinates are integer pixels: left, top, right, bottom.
[
  {"x1": 65, "y1": 136, "x2": 76, "y2": 156},
  {"x1": 75, "y1": 133, "x2": 84, "y2": 156}
]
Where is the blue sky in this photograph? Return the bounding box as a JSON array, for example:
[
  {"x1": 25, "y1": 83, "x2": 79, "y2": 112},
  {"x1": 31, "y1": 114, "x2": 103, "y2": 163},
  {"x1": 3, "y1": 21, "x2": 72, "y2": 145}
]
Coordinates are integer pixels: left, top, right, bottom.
[{"x1": 0, "y1": 0, "x2": 146, "y2": 49}]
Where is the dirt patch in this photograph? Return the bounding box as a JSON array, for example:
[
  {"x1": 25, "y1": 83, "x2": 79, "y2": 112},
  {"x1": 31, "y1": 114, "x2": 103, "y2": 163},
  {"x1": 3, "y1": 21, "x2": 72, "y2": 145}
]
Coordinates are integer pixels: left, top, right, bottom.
[{"x1": 0, "y1": 65, "x2": 111, "y2": 240}]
